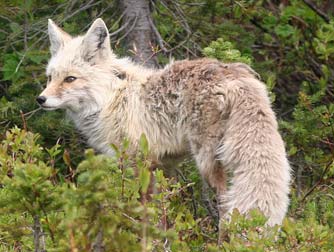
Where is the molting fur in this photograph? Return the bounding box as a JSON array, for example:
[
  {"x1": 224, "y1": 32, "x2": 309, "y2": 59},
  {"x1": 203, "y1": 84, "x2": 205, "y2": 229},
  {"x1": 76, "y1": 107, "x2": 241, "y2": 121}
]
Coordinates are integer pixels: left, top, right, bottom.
[{"x1": 38, "y1": 18, "x2": 291, "y2": 226}]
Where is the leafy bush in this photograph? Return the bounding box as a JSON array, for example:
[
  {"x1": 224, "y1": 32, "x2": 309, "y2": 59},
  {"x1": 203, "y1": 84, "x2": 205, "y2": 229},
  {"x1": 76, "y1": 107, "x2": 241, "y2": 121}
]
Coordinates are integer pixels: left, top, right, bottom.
[
  {"x1": 1, "y1": 128, "x2": 334, "y2": 251},
  {"x1": 0, "y1": 128, "x2": 217, "y2": 251}
]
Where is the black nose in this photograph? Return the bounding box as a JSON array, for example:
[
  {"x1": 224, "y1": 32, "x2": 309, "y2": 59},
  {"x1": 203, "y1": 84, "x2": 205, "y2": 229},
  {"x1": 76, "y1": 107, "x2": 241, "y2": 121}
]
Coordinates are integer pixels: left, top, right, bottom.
[{"x1": 36, "y1": 96, "x2": 46, "y2": 105}]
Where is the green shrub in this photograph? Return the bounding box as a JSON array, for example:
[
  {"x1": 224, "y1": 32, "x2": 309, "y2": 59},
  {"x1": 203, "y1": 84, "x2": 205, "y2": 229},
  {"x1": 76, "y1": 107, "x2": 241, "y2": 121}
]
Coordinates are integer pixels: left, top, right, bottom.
[
  {"x1": 1, "y1": 128, "x2": 334, "y2": 251},
  {"x1": 203, "y1": 38, "x2": 252, "y2": 65}
]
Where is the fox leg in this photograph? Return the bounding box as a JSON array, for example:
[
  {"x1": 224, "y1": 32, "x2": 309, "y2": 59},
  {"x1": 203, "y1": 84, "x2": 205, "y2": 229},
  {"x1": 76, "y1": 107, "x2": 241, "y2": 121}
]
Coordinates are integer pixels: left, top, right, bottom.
[{"x1": 191, "y1": 144, "x2": 227, "y2": 221}]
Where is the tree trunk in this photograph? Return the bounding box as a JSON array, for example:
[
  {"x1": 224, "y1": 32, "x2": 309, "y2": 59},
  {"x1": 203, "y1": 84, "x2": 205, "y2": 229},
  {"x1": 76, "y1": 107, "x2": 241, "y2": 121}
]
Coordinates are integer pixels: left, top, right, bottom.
[
  {"x1": 120, "y1": 0, "x2": 158, "y2": 68},
  {"x1": 92, "y1": 229, "x2": 104, "y2": 252},
  {"x1": 33, "y1": 215, "x2": 46, "y2": 252}
]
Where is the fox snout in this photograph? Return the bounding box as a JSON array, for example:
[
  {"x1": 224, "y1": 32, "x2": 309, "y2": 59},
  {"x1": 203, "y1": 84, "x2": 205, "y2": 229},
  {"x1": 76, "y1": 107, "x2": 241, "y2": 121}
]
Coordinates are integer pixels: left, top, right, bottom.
[
  {"x1": 36, "y1": 96, "x2": 47, "y2": 105},
  {"x1": 36, "y1": 87, "x2": 64, "y2": 110}
]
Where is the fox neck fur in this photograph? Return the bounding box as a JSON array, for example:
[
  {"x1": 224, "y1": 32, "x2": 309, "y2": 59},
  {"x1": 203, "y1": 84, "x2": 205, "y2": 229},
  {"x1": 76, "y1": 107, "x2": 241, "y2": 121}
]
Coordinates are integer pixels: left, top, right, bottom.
[{"x1": 66, "y1": 57, "x2": 160, "y2": 157}]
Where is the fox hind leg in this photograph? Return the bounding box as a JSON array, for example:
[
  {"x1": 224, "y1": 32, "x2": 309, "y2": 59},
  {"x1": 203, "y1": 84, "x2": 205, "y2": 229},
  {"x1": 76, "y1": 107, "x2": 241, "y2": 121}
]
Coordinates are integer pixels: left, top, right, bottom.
[{"x1": 191, "y1": 143, "x2": 227, "y2": 223}]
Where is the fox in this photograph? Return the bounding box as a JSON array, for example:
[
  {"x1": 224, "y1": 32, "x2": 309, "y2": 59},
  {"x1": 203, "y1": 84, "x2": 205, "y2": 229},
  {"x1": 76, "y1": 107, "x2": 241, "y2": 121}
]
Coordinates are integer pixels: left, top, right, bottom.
[{"x1": 37, "y1": 18, "x2": 291, "y2": 227}]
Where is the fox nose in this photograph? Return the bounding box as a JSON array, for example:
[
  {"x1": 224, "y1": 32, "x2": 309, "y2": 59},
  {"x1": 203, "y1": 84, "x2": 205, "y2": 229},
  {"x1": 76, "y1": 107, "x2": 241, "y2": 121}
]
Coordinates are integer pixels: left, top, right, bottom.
[{"x1": 36, "y1": 96, "x2": 46, "y2": 105}]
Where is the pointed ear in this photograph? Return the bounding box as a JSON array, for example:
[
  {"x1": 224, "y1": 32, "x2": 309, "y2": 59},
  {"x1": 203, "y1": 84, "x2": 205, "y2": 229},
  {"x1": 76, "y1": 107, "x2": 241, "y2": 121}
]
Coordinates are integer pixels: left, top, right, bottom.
[
  {"x1": 48, "y1": 19, "x2": 71, "y2": 56},
  {"x1": 81, "y1": 18, "x2": 111, "y2": 62}
]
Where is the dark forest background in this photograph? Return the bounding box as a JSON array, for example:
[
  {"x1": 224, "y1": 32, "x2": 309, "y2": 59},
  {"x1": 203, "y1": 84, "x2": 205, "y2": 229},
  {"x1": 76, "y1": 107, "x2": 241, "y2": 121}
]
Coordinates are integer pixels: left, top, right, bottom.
[{"x1": 0, "y1": 0, "x2": 333, "y2": 251}]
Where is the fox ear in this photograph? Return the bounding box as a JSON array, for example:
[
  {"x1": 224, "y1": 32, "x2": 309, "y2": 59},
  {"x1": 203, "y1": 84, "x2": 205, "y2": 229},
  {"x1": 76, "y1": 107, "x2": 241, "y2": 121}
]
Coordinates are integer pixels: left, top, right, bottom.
[
  {"x1": 81, "y1": 18, "x2": 111, "y2": 62},
  {"x1": 48, "y1": 19, "x2": 71, "y2": 56}
]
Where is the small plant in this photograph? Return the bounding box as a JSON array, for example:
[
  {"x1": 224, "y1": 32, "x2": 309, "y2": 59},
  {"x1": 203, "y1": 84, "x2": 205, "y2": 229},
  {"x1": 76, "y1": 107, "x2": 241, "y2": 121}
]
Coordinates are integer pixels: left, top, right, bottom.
[{"x1": 203, "y1": 38, "x2": 252, "y2": 65}]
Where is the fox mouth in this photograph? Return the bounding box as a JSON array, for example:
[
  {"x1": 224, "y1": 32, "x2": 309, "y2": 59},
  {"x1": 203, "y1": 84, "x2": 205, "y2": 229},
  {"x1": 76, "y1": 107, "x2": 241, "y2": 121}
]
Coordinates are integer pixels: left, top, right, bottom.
[{"x1": 40, "y1": 105, "x2": 57, "y2": 111}]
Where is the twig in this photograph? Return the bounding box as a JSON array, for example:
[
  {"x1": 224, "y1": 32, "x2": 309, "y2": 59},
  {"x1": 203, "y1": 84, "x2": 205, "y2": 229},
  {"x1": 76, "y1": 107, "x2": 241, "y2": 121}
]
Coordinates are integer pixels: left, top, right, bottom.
[
  {"x1": 296, "y1": 164, "x2": 303, "y2": 198},
  {"x1": 148, "y1": 16, "x2": 169, "y2": 53},
  {"x1": 23, "y1": 0, "x2": 29, "y2": 51},
  {"x1": 201, "y1": 180, "x2": 219, "y2": 225},
  {"x1": 61, "y1": 0, "x2": 102, "y2": 23},
  {"x1": 69, "y1": 225, "x2": 77, "y2": 252},
  {"x1": 159, "y1": 0, "x2": 191, "y2": 34},
  {"x1": 41, "y1": 206, "x2": 55, "y2": 243},
  {"x1": 92, "y1": 229, "x2": 104, "y2": 252},
  {"x1": 181, "y1": 43, "x2": 197, "y2": 57},
  {"x1": 250, "y1": 18, "x2": 270, "y2": 33},
  {"x1": 122, "y1": 212, "x2": 139, "y2": 224},
  {"x1": 200, "y1": 231, "x2": 217, "y2": 242},
  {"x1": 178, "y1": 2, "x2": 206, "y2": 7},
  {"x1": 175, "y1": 168, "x2": 197, "y2": 218},
  {"x1": 301, "y1": 159, "x2": 334, "y2": 202},
  {"x1": 115, "y1": 15, "x2": 138, "y2": 43},
  {"x1": 33, "y1": 215, "x2": 44, "y2": 252},
  {"x1": 79, "y1": 4, "x2": 117, "y2": 33},
  {"x1": 40, "y1": 225, "x2": 46, "y2": 252},
  {"x1": 141, "y1": 194, "x2": 148, "y2": 252},
  {"x1": 303, "y1": 0, "x2": 330, "y2": 23},
  {"x1": 15, "y1": 53, "x2": 26, "y2": 73},
  {"x1": 20, "y1": 110, "x2": 27, "y2": 131},
  {"x1": 98, "y1": 4, "x2": 117, "y2": 24},
  {"x1": 120, "y1": 155, "x2": 125, "y2": 198},
  {"x1": 110, "y1": 17, "x2": 130, "y2": 38},
  {"x1": 0, "y1": 28, "x2": 8, "y2": 34},
  {"x1": 64, "y1": 0, "x2": 79, "y2": 16},
  {"x1": 109, "y1": 11, "x2": 127, "y2": 36},
  {"x1": 0, "y1": 14, "x2": 12, "y2": 23},
  {"x1": 170, "y1": 0, "x2": 191, "y2": 34},
  {"x1": 141, "y1": 48, "x2": 162, "y2": 67},
  {"x1": 165, "y1": 34, "x2": 191, "y2": 53},
  {"x1": 24, "y1": 107, "x2": 42, "y2": 119}
]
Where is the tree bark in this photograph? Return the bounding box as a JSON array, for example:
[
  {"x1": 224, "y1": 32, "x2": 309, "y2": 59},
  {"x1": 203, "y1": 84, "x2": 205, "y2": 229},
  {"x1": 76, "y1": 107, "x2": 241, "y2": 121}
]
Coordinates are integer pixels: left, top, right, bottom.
[{"x1": 120, "y1": 0, "x2": 158, "y2": 68}]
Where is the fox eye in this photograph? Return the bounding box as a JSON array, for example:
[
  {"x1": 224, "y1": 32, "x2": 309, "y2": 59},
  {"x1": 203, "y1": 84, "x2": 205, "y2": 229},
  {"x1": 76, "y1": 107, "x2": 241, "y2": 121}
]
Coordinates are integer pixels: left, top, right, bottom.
[
  {"x1": 47, "y1": 75, "x2": 52, "y2": 82},
  {"x1": 64, "y1": 76, "x2": 77, "y2": 83}
]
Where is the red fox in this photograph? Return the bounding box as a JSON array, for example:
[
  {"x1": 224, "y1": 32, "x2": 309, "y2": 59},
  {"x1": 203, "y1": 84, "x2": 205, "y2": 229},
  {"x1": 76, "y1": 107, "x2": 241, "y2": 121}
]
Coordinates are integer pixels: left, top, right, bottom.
[{"x1": 37, "y1": 18, "x2": 291, "y2": 227}]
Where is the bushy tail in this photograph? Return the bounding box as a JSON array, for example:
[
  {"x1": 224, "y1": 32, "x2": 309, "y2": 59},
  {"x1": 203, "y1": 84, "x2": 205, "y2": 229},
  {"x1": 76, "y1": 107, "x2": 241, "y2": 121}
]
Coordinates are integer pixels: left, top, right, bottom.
[{"x1": 216, "y1": 78, "x2": 291, "y2": 225}]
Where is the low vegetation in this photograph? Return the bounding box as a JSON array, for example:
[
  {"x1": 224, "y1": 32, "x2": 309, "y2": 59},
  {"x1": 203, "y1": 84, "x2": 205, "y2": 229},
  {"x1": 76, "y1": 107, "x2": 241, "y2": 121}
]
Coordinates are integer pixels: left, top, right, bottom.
[{"x1": 0, "y1": 0, "x2": 333, "y2": 251}]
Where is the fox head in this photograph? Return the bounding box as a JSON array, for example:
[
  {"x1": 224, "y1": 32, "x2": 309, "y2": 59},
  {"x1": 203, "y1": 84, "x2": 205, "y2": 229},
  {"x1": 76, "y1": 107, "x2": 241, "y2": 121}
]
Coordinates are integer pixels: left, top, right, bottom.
[{"x1": 37, "y1": 19, "x2": 118, "y2": 112}]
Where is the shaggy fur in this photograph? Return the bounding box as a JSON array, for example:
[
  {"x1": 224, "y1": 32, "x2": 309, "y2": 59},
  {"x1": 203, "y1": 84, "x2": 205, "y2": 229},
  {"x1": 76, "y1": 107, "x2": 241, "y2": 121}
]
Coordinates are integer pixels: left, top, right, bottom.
[{"x1": 39, "y1": 19, "x2": 291, "y2": 226}]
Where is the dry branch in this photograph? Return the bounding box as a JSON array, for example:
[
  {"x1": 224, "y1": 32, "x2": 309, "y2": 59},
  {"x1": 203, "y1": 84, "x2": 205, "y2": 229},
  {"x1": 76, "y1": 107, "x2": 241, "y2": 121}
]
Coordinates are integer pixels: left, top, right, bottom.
[{"x1": 303, "y1": 0, "x2": 330, "y2": 23}]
